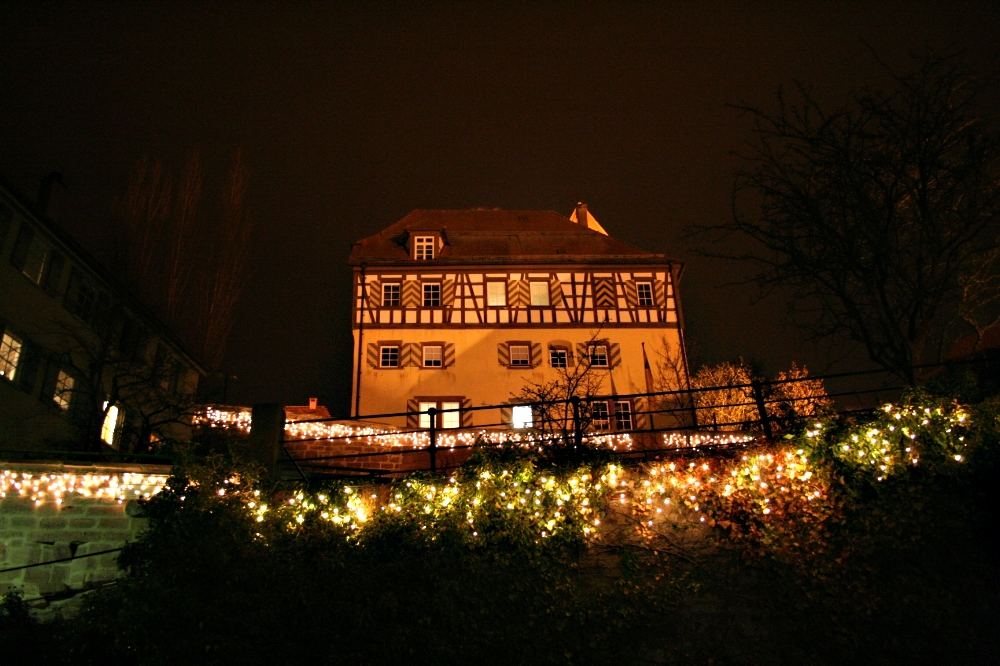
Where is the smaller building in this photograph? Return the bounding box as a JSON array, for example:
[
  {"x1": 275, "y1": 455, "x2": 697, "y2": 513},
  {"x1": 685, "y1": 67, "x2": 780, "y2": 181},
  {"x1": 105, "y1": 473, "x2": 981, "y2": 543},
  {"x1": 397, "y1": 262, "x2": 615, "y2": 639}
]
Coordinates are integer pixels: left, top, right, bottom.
[{"x1": 0, "y1": 178, "x2": 204, "y2": 453}]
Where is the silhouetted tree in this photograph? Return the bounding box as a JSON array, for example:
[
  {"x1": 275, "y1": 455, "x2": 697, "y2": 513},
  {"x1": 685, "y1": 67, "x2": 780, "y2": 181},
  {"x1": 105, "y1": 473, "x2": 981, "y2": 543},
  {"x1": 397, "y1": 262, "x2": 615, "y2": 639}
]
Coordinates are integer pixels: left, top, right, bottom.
[{"x1": 701, "y1": 52, "x2": 1000, "y2": 383}]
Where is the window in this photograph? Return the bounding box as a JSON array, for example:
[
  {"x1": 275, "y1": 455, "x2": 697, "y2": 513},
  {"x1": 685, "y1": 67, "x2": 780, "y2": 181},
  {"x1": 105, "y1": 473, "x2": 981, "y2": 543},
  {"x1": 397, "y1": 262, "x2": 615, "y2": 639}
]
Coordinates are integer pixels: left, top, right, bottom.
[
  {"x1": 414, "y1": 235, "x2": 435, "y2": 260},
  {"x1": 591, "y1": 401, "x2": 610, "y2": 431},
  {"x1": 64, "y1": 269, "x2": 98, "y2": 322},
  {"x1": 101, "y1": 402, "x2": 123, "y2": 448},
  {"x1": 10, "y1": 225, "x2": 64, "y2": 293},
  {"x1": 380, "y1": 345, "x2": 400, "y2": 368},
  {"x1": 511, "y1": 405, "x2": 533, "y2": 429},
  {"x1": 636, "y1": 282, "x2": 654, "y2": 307},
  {"x1": 382, "y1": 283, "x2": 401, "y2": 307},
  {"x1": 53, "y1": 370, "x2": 74, "y2": 411},
  {"x1": 550, "y1": 347, "x2": 568, "y2": 368},
  {"x1": 418, "y1": 400, "x2": 461, "y2": 429},
  {"x1": 529, "y1": 281, "x2": 550, "y2": 306},
  {"x1": 509, "y1": 344, "x2": 530, "y2": 367},
  {"x1": 423, "y1": 282, "x2": 441, "y2": 307},
  {"x1": 19, "y1": 237, "x2": 48, "y2": 284},
  {"x1": 614, "y1": 401, "x2": 633, "y2": 431},
  {"x1": 588, "y1": 344, "x2": 609, "y2": 368},
  {"x1": 0, "y1": 331, "x2": 23, "y2": 380},
  {"x1": 422, "y1": 344, "x2": 443, "y2": 367},
  {"x1": 486, "y1": 281, "x2": 507, "y2": 306}
]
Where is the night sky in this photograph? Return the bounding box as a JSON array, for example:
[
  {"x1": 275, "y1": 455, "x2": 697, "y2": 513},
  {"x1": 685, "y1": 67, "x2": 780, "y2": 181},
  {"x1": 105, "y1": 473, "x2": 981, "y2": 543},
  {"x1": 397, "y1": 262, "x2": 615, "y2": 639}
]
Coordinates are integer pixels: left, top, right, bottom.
[{"x1": 2, "y1": 2, "x2": 997, "y2": 413}]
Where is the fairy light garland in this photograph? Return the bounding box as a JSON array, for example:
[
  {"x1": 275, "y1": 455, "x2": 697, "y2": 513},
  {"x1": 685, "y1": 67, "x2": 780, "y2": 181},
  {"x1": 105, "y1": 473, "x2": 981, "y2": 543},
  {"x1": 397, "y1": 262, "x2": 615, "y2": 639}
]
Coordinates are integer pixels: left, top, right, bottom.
[{"x1": 0, "y1": 470, "x2": 168, "y2": 507}]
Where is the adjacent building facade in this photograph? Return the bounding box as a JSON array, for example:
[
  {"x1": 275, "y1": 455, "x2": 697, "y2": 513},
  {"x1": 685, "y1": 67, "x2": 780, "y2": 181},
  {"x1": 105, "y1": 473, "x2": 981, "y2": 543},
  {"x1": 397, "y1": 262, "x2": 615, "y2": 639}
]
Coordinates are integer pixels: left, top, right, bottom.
[
  {"x1": 0, "y1": 179, "x2": 204, "y2": 452},
  {"x1": 349, "y1": 205, "x2": 689, "y2": 432}
]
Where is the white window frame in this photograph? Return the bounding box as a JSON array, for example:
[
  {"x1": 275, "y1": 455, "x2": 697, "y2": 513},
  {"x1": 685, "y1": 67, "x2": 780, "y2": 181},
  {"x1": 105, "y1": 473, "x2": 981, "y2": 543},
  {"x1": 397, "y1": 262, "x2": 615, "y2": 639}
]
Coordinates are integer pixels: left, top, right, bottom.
[
  {"x1": 486, "y1": 281, "x2": 507, "y2": 307},
  {"x1": 422, "y1": 344, "x2": 443, "y2": 368},
  {"x1": 614, "y1": 400, "x2": 633, "y2": 431},
  {"x1": 422, "y1": 282, "x2": 441, "y2": 307},
  {"x1": 382, "y1": 283, "x2": 401, "y2": 307},
  {"x1": 636, "y1": 281, "x2": 654, "y2": 307},
  {"x1": 529, "y1": 281, "x2": 550, "y2": 306},
  {"x1": 0, "y1": 331, "x2": 23, "y2": 380},
  {"x1": 549, "y1": 347, "x2": 568, "y2": 368},
  {"x1": 418, "y1": 400, "x2": 461, "y2": 429},
  {"x1": 591, "y1": 401, "x2": 611, "y2": 431},
  {"x1": 588, "y1": 344, "x2": 609, "y2": 368},
  {"x1": 509, "y1": 344, "x2": 530, "y2": 367},
  {"x1": 379, "y1": 345, "x2": 400, "y2": 368},
  {"x1": 21, "y1": 239, "x2": 48, "y2": 285},
  {"x1": 414, "y1": 235, "x2": 436, "y2": 260}
]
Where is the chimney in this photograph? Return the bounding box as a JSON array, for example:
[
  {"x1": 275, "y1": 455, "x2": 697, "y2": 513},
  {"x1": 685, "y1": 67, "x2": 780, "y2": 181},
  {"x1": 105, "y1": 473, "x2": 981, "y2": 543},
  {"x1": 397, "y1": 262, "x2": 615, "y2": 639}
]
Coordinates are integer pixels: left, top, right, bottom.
[
  {"x1": 574, "y1": 201, "x2": 589, "y2": 225},
  {"x1": 308, "y1": 397, "x2": 318, "y2": 411},
  {"x1": 37, "y1": 172, "x2": 65, "y2": 219}
]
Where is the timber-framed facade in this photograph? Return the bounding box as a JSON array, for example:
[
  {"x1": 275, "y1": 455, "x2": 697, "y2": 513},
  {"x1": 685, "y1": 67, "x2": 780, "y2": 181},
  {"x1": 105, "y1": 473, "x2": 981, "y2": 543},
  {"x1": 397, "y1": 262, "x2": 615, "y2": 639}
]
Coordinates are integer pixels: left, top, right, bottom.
[{"x1": 349, "y1": 205, "x2": 689, "y2": 431}]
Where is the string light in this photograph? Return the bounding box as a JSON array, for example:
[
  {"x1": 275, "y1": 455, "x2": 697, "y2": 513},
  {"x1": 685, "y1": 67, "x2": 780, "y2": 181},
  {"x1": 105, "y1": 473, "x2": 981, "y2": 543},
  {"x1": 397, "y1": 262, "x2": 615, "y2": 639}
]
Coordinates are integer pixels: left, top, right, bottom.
[{"x1": 0, "y1": 470, "x2": 168, "y2": 507}]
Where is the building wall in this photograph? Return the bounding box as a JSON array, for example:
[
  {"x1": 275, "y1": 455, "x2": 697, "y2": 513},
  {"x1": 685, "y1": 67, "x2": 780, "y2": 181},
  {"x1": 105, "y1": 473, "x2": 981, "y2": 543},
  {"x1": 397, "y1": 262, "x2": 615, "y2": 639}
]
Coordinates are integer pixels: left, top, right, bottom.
[{"x1": 351, "y1": 264, "x2": 688, "y2": 425}]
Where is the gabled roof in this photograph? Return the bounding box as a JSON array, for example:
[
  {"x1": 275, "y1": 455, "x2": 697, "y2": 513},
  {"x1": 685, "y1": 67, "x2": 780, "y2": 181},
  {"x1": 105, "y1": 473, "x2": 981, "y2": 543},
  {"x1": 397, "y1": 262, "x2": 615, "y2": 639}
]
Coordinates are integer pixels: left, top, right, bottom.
[{"x1": 349, "y1": 208, "x2": 675, "y2": 267}]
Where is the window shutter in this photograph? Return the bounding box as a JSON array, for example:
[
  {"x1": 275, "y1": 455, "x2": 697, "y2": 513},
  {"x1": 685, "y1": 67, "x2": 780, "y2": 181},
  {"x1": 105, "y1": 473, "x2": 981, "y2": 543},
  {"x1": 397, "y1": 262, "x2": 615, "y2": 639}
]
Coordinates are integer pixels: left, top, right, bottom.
[
  {"x1": 442, "y1": 279, "x2": 456, "y2": 306},
  {"x1": 549, "y1": 278, "x2": 564, "y2": 306},
  {"x1": 633, "y1": 396, "x2": 648, "y2": 430},
  {"x1": 367, "y1": 279, "x2": 381, "y2": 308},
  {"x1": 509, "y1": 280, "x2": 529, "y2": 307},
  {"x1": 624, "y1": 281, "x2": 638, "y2": 308},
  {"x1": 40, "y1": 358, "x2": 59, "y2": 405},
  {"x1": 655, "y1": 280, "x2": 667, "y2": 308},
  {"x1": 16, "y1": 340, "x2": 42, "y2": 394},
  {"x1": 366, "y1": 343, "x2": 379, "y2": 368},
  {"x1": 500, "y1": 405, "x2": 513, "y2": 428},
  {"x1": 402, "y1": 343, "x2": 419, "y2": 367},
  {"x1": 461, "y1": 398, "x2": 472, "y2": 427},
  {"x1": 576, "y1": 343, "x2": 589, "y2": 364},
  {"x1": 406, "y1": 398, "x2": 420, "y2": 429},
  {"x1": 593, "y1": 278, "x2": 615, "y2": 307},
  {"x1": 529, "y1": 342, "x2": 542, "y2": 368},
  {"x1": 610, "y1": 342, "x2": 622, "y2": 368},
  {"x1": 566, "y1": 346, "x2": 576, "y2": 368},
  {"x1": 497, "y1": 342, "x2": 510, "y2": 366},
  {"x1": 10, "y1": 224, "x2": 33, "y2": 270},
  {"x1": 443, "y1": 343, "x2": 456, "y2": 368},
  {"x1": 44, "y1": 250, "x2": 65, "y2": 296},
  {"x1": 402, "y1": 280, "x2": 420, "y2": 307}
]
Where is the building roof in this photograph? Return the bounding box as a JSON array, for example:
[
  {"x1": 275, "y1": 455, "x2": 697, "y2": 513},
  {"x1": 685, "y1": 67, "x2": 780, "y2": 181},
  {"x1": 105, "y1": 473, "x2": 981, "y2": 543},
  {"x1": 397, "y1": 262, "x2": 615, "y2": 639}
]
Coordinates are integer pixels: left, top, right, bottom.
[{"x1": 349, "y1": 208, "x2": 676, "y2": 267}]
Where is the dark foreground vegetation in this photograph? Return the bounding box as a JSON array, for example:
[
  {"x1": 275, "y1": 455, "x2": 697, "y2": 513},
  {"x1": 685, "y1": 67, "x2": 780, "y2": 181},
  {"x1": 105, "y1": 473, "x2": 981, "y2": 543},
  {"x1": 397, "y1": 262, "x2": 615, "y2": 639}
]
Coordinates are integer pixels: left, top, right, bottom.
[{"x1": 3, "y1": 391, "x2": 999, "y2": 664}]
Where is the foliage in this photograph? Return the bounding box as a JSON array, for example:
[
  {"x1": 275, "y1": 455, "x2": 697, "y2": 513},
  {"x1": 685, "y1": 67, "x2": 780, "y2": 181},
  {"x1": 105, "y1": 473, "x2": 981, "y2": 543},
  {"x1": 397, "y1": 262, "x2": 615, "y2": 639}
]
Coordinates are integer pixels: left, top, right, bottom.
[
  {"x1": 689, "y1": 360, "x2": 755, "y2": 430},
  {"x1": 704, "y1": 52, "x2": 1000, "y2": 382},
  {"x1": 770, "y1": 361, "x2": 833, "y2": 422}
]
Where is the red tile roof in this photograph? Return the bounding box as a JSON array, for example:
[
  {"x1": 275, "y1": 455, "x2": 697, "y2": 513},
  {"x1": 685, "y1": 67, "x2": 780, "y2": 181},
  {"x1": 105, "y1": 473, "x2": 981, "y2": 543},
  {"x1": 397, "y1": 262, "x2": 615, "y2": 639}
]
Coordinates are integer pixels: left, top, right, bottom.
[{"x1": 349, "y1": 209, "x2": 675, "y2": 267}]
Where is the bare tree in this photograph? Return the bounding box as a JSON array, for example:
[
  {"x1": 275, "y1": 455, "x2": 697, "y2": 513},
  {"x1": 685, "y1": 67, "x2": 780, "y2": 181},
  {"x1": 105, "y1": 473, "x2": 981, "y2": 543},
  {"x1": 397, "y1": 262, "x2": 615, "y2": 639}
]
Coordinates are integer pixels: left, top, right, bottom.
[
  {"x1": 698, "y1": 52, "x2": 1000, "y2": 383},
  {"x1": 114, "y1": 151, "x2": 253, "y2": 370}
]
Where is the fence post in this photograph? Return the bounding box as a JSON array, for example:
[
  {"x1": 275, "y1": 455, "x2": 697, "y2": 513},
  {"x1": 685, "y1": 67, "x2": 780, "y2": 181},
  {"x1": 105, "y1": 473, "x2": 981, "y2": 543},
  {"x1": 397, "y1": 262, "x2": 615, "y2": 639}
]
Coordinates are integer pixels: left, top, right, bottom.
[
  {"x1": 751, "y1": 380, "x2": 774, "y2": 441},
  {"x1": 427, "y1": 407, "x2": 438, "y2": 472},
  {"x1": 570, "y1": 396, "x2": 583, "y2": 448},
  {"x1": 249, "y1": 403, "x2": 285, "y2": 481}
]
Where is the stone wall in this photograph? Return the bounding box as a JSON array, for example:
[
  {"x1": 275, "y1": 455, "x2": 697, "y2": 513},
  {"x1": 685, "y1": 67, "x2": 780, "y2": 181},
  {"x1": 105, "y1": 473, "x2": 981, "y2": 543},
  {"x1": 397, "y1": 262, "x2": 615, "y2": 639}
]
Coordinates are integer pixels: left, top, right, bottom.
[
  {"x1": 0, "y1": 463, "x2": 169, "y2": 616},
  {"x1": 286, "y1": 440, "x2": 470, "y2": 475}
]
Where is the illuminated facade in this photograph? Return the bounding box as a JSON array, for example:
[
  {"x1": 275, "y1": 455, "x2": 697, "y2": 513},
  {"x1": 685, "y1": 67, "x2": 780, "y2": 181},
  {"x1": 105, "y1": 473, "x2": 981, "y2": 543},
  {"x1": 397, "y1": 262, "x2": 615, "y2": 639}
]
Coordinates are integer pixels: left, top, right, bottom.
[
  {"x1": 349, "y1": 204, "x2": 689, "y2": 431},
  {"x1": 0, "y1": 179, "x2": 204, "y2": 452}
]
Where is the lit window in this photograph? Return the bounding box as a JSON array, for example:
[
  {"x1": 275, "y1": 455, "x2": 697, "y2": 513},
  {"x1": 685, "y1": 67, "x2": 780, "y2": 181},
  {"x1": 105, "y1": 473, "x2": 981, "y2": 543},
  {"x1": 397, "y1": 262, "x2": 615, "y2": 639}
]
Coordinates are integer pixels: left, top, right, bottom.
[
  {"x1": 418, "y1": 400, "x2": 461, "y2": 429},
  {"x1": 380, "y1": 345, "x2": 400, "y2": 368},
  {"x1": 414, "y1": 236, "x2": 435, "y2": 260},
  {"x1": 53, "y1": 370, "x2": 74, "y2": 411},
  {"x1": 529, "y1": 281, "x2": 550, "y2": 306},
  {"x1": 0, "y1": 332, "x2": 23, "y2": 380},
  {"x1": 487, "y1": 281, "x2": 507, "y2": 306},
  {"x1": 591, "y1": 401, "x2": 610, "y2": 431},
  {"x1": 509, "y1": 344, "x2": 530, "y2": 367},
  {"x1": 382, "y1": 283, "x2": 401, "y2": 307},
  {"x1": 512, "y1": 405, "x2": 533, "y2": 429},
  {"x1": 636, "y1": 282, "x2": 654, "y2": 307},
  {"x1": 423, "y1": 282, "x2": 441, "y2": 307},
  {"x1": 614, "y1": 401, "x2": 633, "y2": 431},
  {"x1": 550, "y1": 347, "x2": 568, "y2": 368},
  {"x1": 588, "y1": 344, "x2": 609, "y2": 368},
  {"x1": 101, "y1": 402, "x2": 122, "y2": 447},
  {"x1": 423, "y1": 345, "x2": 443, "y2": 367}
]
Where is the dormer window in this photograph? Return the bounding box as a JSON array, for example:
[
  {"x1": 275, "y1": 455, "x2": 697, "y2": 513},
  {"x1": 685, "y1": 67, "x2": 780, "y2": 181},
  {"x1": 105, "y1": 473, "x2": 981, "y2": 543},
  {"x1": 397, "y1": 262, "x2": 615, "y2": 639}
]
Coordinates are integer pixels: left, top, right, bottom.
[{"x1": 414, "y1": 235, "x2": 436, "y2": 260}]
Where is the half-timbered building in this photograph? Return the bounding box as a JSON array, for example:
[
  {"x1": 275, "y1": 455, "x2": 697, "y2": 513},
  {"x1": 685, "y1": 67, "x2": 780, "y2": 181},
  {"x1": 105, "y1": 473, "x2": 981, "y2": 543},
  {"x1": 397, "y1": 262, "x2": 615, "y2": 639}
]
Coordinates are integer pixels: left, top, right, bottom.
[{"x1": 349, "y1": 204, "x2": 689, "y2": 431}]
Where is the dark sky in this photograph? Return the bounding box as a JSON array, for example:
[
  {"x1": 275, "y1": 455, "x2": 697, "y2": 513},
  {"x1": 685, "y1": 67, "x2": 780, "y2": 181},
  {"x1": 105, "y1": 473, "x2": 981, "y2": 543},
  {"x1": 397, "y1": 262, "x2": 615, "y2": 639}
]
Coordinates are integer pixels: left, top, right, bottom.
[{"x1": 2, "y1": 2, "x2": 997, "y2": 412}]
